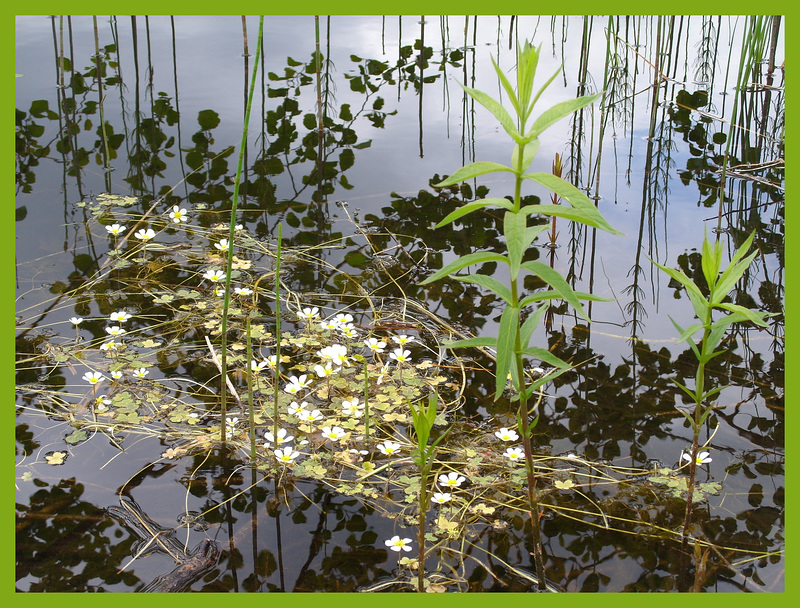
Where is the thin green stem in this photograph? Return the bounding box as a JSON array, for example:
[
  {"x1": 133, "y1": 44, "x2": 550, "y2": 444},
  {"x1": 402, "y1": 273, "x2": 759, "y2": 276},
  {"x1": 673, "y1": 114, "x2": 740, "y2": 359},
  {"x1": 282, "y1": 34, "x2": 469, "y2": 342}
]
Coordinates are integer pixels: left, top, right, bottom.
[{"x1": 273, "y1": 223, "x2": 282, "y2": 444}]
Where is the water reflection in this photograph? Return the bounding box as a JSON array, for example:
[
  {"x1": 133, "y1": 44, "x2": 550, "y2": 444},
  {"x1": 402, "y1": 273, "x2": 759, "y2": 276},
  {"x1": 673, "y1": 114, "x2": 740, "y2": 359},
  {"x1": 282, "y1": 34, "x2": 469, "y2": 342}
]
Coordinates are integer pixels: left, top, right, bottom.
[{"x1": 16, "y1": 15, "x2": 783, "y2": 592}]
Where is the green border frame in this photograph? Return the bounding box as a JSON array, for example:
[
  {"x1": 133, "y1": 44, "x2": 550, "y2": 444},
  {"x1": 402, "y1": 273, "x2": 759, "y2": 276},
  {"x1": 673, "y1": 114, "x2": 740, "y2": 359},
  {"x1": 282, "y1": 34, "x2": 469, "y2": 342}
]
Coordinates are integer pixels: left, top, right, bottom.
[{"x1": 7, "y1": 5, "x2": 792, "y2": 604}]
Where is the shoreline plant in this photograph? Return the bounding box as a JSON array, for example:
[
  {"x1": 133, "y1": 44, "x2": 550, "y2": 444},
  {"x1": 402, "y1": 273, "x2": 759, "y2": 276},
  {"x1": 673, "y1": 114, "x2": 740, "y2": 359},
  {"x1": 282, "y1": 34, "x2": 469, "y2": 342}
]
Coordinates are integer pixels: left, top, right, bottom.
[{"x1": 419, "y1": 39, "x2": 622, "y2": 590}]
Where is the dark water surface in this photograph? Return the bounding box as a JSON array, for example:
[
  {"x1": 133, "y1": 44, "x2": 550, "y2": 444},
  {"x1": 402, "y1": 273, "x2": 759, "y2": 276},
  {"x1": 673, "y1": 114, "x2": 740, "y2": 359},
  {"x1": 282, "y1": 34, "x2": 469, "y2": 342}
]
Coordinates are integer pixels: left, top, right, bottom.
[{"x1": 15, "y1": 15, "x2": 784, "y2": 592}]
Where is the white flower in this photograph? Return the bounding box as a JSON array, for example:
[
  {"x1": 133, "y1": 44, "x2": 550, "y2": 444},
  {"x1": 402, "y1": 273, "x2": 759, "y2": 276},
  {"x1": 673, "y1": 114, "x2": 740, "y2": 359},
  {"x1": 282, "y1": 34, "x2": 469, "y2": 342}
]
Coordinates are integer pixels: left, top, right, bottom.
[
  {"x1": 134, "y1": 228, "x2": 156, "y2": 241},
  {"x1": 384, "y1": 535, "x2": 413, "y2": 552},
  {"x1": 82, "y1": 371, "x2": 104, "y2": 385},
  {"x1": 214, "y1": 238, "x2": 230, "y2": 252},
  {"x1": 99, "y1": 341, "x2": 118, "y2": 351},
  {"x1": 105, "y1": 223, "x2": 125, "y2": 235},
  {"x1": 109, "y1": 310, "x2": 131, "y2": 323},
  {"x1": 494, "y1": 427, "x2": 519, "y2": 442},
  {"x1": 264, "y1": 428, "x2": 292, "y2": 445},
  {"x1": 284, "y1": 374, "x2": 311, "y2": 395},
  {"x1": 297, "y1": 307, "x2": 320, "y2": 321},
  {"x1": 321, "y1": 425, "x2": 346, "y2": 442},
  {"x1": 431, "y1": 492, "x2": 452, "y2": 504},
  {"x1": 340, "y1": 398, "x2": 364, "y2": 417},
  {"x1": 168, "y1": 205, "x2": 189, "y2": 223},
  {"x1": 202, "y1": 268, "x2": 225, "y2": 283},
  {"x1": 95, "y1": 395, "x2": 111, "y2": 412},
  {"x1": 69, "y1": 316, "x2": 84, "y2": 326},
  {"x1": 132, "y1": 368, "x2": 149, "y2": 378},
  {"x1": 319, "y1": 319, "x2": 340, "y2": 331},
  {"x1": 314, "y1": 363, "x2": 337, "y2": 378},
  {"x1": 318, "y1": 344, "x2": 350, "y2": 367},
  {"x1": 333, "y1": 313, "x2": 354, "y2": 326},
  {"x1": 682, "y1": 450, "x2": 712, "y2": 465},
  {"x1": 250, "y1": 359, "x2": 269, "y2": 374},
  {"x1": 503, "y1": 447, "x2": 525, "y2": 462},
  {"x1": 110, "y1": 370, "x2": 123, "y2": 380},
  {"x1": 274, "y1": 447, "x2": 300, "y2": 464},
  {"x1": 233, "y1": 286, "x2": 252, "y2": 296},
  {"x1": 296, "y1": 409, "x2": 323, "y2": 423},
  {"x1": 438, "y1": 472, "x2": 466, "y2": 488},
  {"x1": 105, "y1": 325, "x2": 126, "y2": 337},
  {"x1": 364, "y1": 337, "x2": 386, "y2": 353},
  {"x1": 226, "y1": 416, "x2": 239, "y2": 428},
  {"x1": 214, "y1": 287, "x2": 225, "y2": 297},
  {"x1": 389, "y1": 348, "x2": 411, "y2": 364},
  {"x1": 338, "y1": 325, "x2": 359, "y2": 339},
  {"x1": 376, "y1": 441, "x2": 402, "y2": 456},
  {"x1": 287, "y1": 401, "x2": 308, "y2": 416},
  {"x1": 392, "y1": 334, "x2": 416, "y2": 346},
  {"x1": 376, "y1": 363, "x2": 391, "y2": 385}
]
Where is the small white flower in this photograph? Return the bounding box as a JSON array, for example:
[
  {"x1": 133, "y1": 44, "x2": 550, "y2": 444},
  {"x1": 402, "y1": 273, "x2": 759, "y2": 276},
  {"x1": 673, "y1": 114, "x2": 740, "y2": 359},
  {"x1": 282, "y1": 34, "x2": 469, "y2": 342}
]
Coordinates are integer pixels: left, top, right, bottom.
[
  {"x1": 132, "y1": 367, "x2": 149, "y2": 378},
  {"x1": 134, "y1": 228, "x2": 156, "y2": 241},
  {"x1": 233, "y1": 286, "x2": 252, "y2": 296},
  {"x1": 214, "y1": 287, "x2": 225, "y2": 297},
  {"x1": 503, "y1": 447, "x2": 525, "y2": 463},
  {"x1": 297, "y1": 307, "x2": 320, "y2": 321},
  {"x1": 226, "y1": 416, "x2": 239, "y2": 428},
  {"x1": 105, "y1": 325, "x2": 126, "y2": 337},
  {"x1": 105, "y1": 223, "x2": 125, "y2": 235},
  {"x1": 250, "y1": 359, "x2": 269, "y2": 374},
  {"x1": 314, "y1": 363, "x2": 337, "y2": 378},
  {"x1": 364, "y1": 337, "x2": 387, "y2": 353},
  {"x1": 389, "y1": 348, "x2": 411, "y2": 364},
  {"x1": 274, "y1": 447, "x2": 300, "y2": 464},
  {"x1": 376, "y1": 441, "x2": 402, "y2": 456},
  {"x1": 168, "y1": 205, "x2": 189, "y2": 223},
  {"x1": 338, "y1": 325, "x2": 359, "y2": 339},
  {"x1": 319, "y1": 319, "x2": 341, "y2": 331},
  {"x1": 284, "y1": 374, "x2": 311, "y2": 395},
  {"x1": 82, "y1": 371, "x2": 104, "y2": 385},
  {"x1": 384, "y1": 535, "x2": 413, "y2": 552},
  {"x1": 99, "y1": 341, "x2": 118, "y2": 351},
  {"x1": 202, "y1": 268, "x2": 225, "y2": 283},
  {"x1": 287, "y1": 401, "x2": 308, "y2": 416},
  {"x1": 110, "y1": 370, "x2": 123, "y2": 380},
  {"x1": 494, "y1": 427, "x2": 519, "y2": 442},
  {"x1": 391, "y1": 334, "x2": 416, "y2": 346},
  {"x1": 109, "y1": 310, "x2": 131, "y2": 323},
  {"x1": 69, "y1": 316, "x2": 84, "y2": 326},
  {"x1": 340, "y1": 398, "x2": 364, "y2": 418},
  {"x1": 296, "y1": 409, "x2": 323, "y2": 423},
  {"x1": 438, "y1": 472, "x2": 466, "y2": 488},
  {"x1": 333, "y1": 313, "x2": 354, "y2": 326},
  {"x1": 264, "y1": 428, "x2": 292, "y2": 445},
  {"x1": 431, "y1": 492, "x2": 452, "y2": 504},
  {"x1": 682, "y1": 451, "x2": 712, "y2": 465},
  {"x1": 95, "y1": 396, "x2": 111, "y2": 412},
  {"x1": 318, "y1": 344, "x2": 350, "y2": 367},
  {"x1": 321, "y1": 425, "x2": 346, "y2": 442},
  {"x1": 214, "y1": 238, "x2": 230, "y2": 252}
]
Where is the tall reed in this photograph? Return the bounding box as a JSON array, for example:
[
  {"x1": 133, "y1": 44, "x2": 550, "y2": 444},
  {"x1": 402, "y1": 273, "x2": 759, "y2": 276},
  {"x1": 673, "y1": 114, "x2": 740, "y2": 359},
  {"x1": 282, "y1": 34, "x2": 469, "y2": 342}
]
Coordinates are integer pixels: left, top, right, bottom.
[{"x1": 219, "y1": 17, "x2": 264, "y2": 442}]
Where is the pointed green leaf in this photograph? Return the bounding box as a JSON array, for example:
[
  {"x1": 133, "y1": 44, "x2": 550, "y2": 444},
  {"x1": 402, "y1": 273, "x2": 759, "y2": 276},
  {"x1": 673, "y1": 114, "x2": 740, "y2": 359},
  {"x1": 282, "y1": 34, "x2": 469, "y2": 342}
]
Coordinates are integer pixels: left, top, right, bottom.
[
  {"x1": 527, "y1": 93, "x2": 602, "y2": 139},
  {"x1": 520, "y1": 289, "x2": 613, "y2": 308},
  {"x1": 452, "y1": 274, "x2": 513, "y2": 305},
  {"x1": 711, "y1": 251, "x2": 758, "y2": 305},
  {"x1": 715, "y1": 302, "x2": 771, "y2": 327},
  {"x1": 511, "y1": 138, "x2": 540, "y2": 174},
  {"x1": 504, "y1": 211, "x2": 528, "y2": 277},
  {"x1": 522, "y1": 175, "x2": 623, "y2": 234},
  {"x1": 490, "y1": 55, "x2": 520, "y2": 115},
  {"x1": 461, "y1": 84, "x2": 522, "y2": 142},
  {"x1": 668, "y1": 316, "x2": 701, "y2": 359},
  {"x1": 444, "y1": 336, "x2": 497, "y2": 349},
  {"x1": 700, "y1": 234, "x2": 723, "y2": 292},
  {"x1": 495, "y1": 306, "x2": 520, "y2": 400},
  {"x1": 530, "y1": 65, "x2": 562, "y2": 111},
  {"x1": 519, "y1": 304, "x2": 549, "y2": 349},
  {"x1": 652, "y1": 259, "x2": 708, "y2": 307},
  {"x1": 520, "y1": 260, "x2": 590, "y2": 322},
  {"x1": 418, "y1": 252, "x2": 508, "y2": 285},
  {"x1": 434, "y1": 161, "x2": 515, "y2": 187},
  {"x1": 672, "y1": 378, "x2": 699, "y2": 402},
  {"x1": 434, "y1": 198, "x2": 514, "y2": 228},
  {"x1": 520, "y1": 346, "x2": 570, "y2": 369}
]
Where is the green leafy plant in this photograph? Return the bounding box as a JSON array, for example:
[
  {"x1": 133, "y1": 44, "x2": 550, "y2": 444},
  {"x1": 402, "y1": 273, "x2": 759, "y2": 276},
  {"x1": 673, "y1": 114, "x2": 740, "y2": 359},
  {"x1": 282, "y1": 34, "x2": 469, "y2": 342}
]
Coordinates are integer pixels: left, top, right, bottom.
[
  {"x1": 419, "y1": 39, "x2": 621, "y2": 590},
  {"x1": 652, "y1": 231, "x2": 775, "y2": 561},
  {"x1": 409, "y1": 392, "x2": 448, "y2": 592}
]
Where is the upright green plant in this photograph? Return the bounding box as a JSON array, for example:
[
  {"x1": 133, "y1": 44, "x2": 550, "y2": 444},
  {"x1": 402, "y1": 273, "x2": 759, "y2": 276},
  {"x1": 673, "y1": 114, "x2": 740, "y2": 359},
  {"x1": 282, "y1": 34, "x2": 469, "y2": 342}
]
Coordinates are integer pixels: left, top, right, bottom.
[
  {"x1": 419, "y1": 40, "x2": 621, "y2": 590},
  {"x1": 408, "y1": 393, "x2": 448, "y2": 593},
  {"x1": 652, "y1": 232, "x2": 774, "y2": 560}
]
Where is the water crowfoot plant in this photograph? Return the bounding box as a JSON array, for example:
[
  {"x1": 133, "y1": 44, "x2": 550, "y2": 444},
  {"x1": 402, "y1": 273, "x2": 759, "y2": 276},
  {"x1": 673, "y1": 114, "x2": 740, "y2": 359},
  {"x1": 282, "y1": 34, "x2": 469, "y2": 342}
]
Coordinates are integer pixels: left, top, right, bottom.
[{"x1": 419, "y1": 39, "x2": 621, "y2": 591}]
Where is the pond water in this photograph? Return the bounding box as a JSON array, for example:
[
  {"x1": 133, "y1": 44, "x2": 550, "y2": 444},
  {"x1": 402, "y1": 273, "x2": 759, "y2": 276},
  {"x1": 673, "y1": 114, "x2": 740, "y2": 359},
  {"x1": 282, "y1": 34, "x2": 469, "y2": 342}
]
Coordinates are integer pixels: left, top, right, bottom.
[{"x1": 15, "y1": 15, "x2": 784, "y2": 592}]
